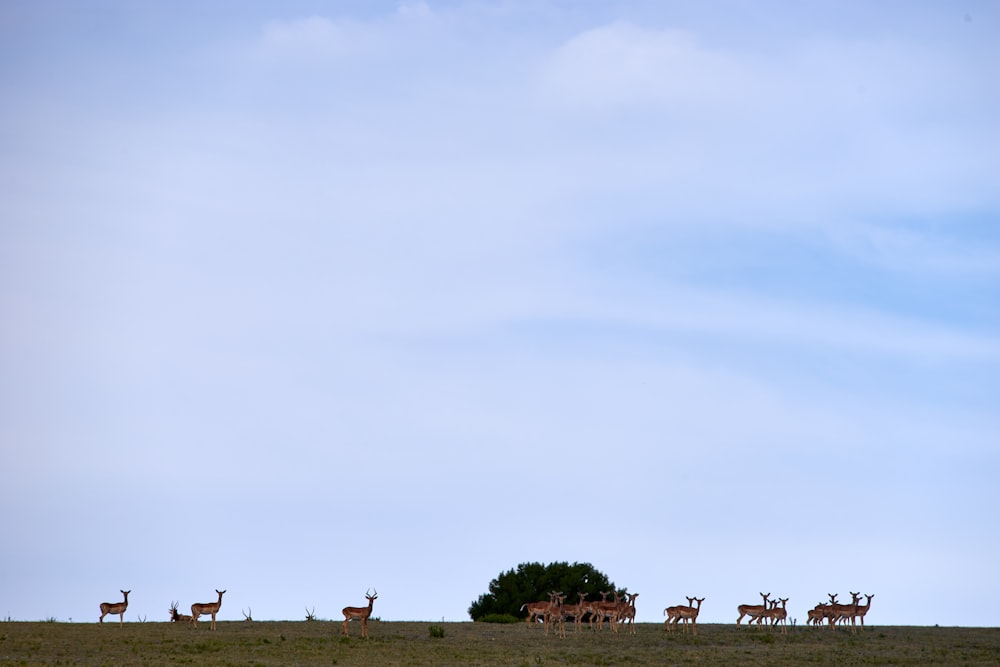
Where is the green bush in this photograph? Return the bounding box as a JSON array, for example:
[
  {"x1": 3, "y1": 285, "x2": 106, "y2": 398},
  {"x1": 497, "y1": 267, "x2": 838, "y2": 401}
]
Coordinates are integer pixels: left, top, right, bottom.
[
  {"x1": 428, "y1": 625, "x2": 446, "y2": 638},
  {"x1": 468, "y1": 561, "x2": 620, "y2": 621}
]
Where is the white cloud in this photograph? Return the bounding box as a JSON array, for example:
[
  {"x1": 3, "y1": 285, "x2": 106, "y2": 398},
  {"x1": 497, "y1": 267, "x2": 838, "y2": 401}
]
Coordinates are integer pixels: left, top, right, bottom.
[{"x1": 539, "y1": 21, "x2": 751, "y2": 112}]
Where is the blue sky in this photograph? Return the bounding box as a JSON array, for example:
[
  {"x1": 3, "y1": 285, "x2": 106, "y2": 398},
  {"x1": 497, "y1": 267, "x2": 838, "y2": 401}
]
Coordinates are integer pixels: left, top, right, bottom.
[{"x1": 1, "y1": 1, "x2": 998, "y2": 626}]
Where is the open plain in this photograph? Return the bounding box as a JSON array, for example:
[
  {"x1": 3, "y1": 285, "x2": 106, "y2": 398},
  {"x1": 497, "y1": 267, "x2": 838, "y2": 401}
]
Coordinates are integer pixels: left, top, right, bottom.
[{"x1": 2, "y1": 620, "x2": 999, "y2": 666}]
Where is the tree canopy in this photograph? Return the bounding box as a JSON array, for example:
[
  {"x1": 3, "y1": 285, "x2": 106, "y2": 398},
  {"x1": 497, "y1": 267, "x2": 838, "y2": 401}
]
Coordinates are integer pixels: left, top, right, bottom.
[{"x1": 468, "y1": 561, "x2": 622, "y2": 620}]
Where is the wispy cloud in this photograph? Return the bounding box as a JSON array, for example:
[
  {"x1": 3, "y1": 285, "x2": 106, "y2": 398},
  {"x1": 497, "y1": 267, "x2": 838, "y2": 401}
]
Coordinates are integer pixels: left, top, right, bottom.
[{"x1": 1, "y1": 1, "x2": 997, "y2": 625}]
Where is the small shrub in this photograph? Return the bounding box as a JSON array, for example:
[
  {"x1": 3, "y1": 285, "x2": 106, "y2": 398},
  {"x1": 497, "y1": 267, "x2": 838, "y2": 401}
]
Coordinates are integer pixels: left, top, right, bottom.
[
  {"x1": 477, "y1": 614, "x2": 520, "y2": 624},
  {"x1": 428, "y1": 625, "x2": 445, "y2": 638}
]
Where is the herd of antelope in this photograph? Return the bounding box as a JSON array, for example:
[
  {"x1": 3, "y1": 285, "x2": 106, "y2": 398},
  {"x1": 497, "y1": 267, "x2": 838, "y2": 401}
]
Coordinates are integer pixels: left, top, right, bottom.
[
  {"x1": 735, "y1": 591, "x2": 875, "y2": 635},
  {"x1": 520, "y1": 591, "x2": 641, "y2": 638},
  {"x1": 518, "y1": 590, "x2": 875, "y2": 637},
  {"x1": 100, "y1": 588, "x2": 379, "y2": 637},
  {"x1": 99, "y1": 587, "x2": 874, "y2": 638}
]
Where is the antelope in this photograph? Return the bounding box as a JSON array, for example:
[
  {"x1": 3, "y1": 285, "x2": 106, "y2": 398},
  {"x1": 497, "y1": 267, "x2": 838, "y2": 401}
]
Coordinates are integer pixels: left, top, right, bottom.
[
  {"x1": 168, "y1": 601, "x2": 192, "y2": 623},
  {"x1": 342, "y1": 588, "x2": 378, "y2": 638},
  {"x1": 588, "y1": 591, "x2": 609, "y2": 630},
  {"x1": 191, "y1": 589, "x2": 225, "y2": 630},
  {"x1": 619, "y1": 592, "x2": 639, "y2": 635},
  {"x1": 99, "y1": 590, "x2": 130, "y2": 627},
  {"x1": 560, "y1": 592, "x2": 589, "y2": 632},
  {"x1": 855, "y1": 594, "x2": 874, "y2": 629},
  {"x1": 663, "y1": 601, "x2": 684, "y2": 631},
  {"x1": 766, "y1": 597, "x2": 789, "y2": 634},
  {"x1": 736, "y1": 592, "x2": 770, "y2": 628},
  {"x1": 242, "y1": 608, "x2": 253, "y2": 622},
  {"x1": 667, "y1": 596, "x2": 705, "y2": 635},
  {"x1": 830, "y1": 592, "x2": 862, "y2": 633},
  {"x1": 521, "y1": 591, "x2": 560, "y2": 627},
  {"x1": 592, "y1": 591, "x2": 622, "y2": 632},
  {"x1": 821, "y1": 593, "x2": 840, "y2": 627},
  {"x1": 544, "y1": 593, "x2": 567, "y2": 638},
  {"x1": 806, "y1": 601, "x2": 830, "y2": 627}
]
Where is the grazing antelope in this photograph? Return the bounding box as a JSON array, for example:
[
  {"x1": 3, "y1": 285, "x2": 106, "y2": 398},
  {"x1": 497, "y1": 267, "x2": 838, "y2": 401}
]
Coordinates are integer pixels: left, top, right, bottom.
[
  {"x1": 191, "y1": 589, "x2": 226, "y2": 630},
  {"x1": 736, "y1": 592, "x2": 770, "y2": 628},
  {"x1": 169, "y1": 601, "x2": 192, "y2": 623},
  {"x1": 99, "y1": 590, "x2": 130, "y2": 627},
  {"x1": 242, "y1": 608, "x2": 253, "y2": 622},
  {"x1": 342, "y1": 588, "x2": 378, "y2": 638}
]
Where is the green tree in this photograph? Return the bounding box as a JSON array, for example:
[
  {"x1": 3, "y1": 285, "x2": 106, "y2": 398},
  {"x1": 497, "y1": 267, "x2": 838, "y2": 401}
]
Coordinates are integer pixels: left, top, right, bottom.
[{"x1": 468, "y1": 561, "x2": 622, "y2": 621}]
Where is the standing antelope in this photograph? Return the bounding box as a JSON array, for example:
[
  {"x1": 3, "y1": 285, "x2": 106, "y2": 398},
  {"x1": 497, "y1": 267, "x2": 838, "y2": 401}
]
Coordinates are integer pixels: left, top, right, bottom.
[
  {"x1": 667, "y1": 596, "x2": 705, "y2": 635},
  {"x1": 619, "y1": 592, "x2": 639, "y2": 635},
  {"x1": 767, "y1": 597, "x2": 789, "y2": 634},
  {"x1": 521, "y1": 591, "x2": 560, "y2": 627},
  {"x1": 342, "y1": 588, "x2": 378, "y2": 638},
  {"x1": 191, "y1": 589, "x2": 226, "y2": 630},
  {"x1": 736, "y1": 592, "x2": 770, "y2": 628},
  {"x1": 806, "y1": 601, "x2": 831, "y2": 627},
  {"x1": 560, "y1": 592, "x2": 589, "y2": 632},
  {"x1": 830, "y1": 592, "x2": 862, "y2": 633},
  {"x1": 169, "y1": 601, "x2": 192, "y2": 623},
  {"x1": 592, "y1": 591, "x2": 622, "y2": 632},
  {"x1": 99, "y1": 590, "x2": 130, "y2": 627},
  {"x1": 855, "y1": 594, "x2": 874, "y2": 629},
  {"x1": 544, "y1": 593, "x2": 567, "y2": 638}
]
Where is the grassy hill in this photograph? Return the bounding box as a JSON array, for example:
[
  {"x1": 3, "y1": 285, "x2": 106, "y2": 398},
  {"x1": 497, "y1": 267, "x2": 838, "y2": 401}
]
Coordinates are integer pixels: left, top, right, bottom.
[{"x1": 2, "y1": 620, "x2": 998, "y2": 666}]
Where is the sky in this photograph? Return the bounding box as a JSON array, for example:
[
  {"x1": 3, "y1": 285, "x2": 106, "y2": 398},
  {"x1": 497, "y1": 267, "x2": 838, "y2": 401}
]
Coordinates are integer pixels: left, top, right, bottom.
[{"x1": 1, "y1": 0, "x2": 998, "y2": 627}]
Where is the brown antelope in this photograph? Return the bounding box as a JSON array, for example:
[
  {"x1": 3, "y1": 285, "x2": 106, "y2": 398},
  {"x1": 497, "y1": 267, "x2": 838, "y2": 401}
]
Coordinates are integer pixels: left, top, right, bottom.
[
  {"x1": 592, "y1": 591, "x2": 622, "y2": 632},
  {"x1": 99, "y1": 590, "x2": 130, "y2": 627},
  {"x1": 806, "y1": 601, "x2": 831, "y2": 627},
  {"x1": 191, "y1": 589, "x2": 226, "y2": 630},
  {"x1": 855, "y1": 594, "x2": 874, "y2": 629},
  {"x1": 544, "y1": 593, "x2": 567, "y2": 638},
  {"x1": 242, "y1": 607, "x2": 253, "y2": 622},
  {"x1": 830, "y1": 592, "x2": 862, "y2": 633},
  {"x1": 168, "y1": 601, "x2": 192, "y2": 623},
  {"x1": 619, "y1": 592, "x2": 639, "y2": 635},
  {"x1": 560, "y1": 592, "x2": 589, "y2": 632},
  {"x1": 342, "y1": 588, "x2": 378, "y2": 638},
  {"x1": 663, "y1": 602, "x2": 684, "y2": 631},
  {"x1": 736, "y1": 592, "x2": 770, "y2": 628},
  {"x1": 521, "y1": 591, "x2": 560, "y2": 627},
  {"x1": 766, "y1": 597, "x2": 789, "y2": 634},
  {"x1": 588, "y1": 591, "x2": 609, "y2": 630},
  {"x1": 668, "y1": 596, "x2": 705, "y2": 635}
]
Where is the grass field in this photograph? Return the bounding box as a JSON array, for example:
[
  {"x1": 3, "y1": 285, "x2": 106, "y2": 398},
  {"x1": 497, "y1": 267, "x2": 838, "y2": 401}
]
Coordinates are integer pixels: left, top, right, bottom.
[{"x1": 2, "y1": 620, "x2": 999, "y2": 666}]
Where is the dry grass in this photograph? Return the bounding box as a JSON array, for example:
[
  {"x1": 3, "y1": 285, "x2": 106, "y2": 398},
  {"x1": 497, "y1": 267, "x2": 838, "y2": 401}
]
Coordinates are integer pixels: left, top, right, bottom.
[{"x1": 2, "y1": 620, "x2": 999, "y2": 666}]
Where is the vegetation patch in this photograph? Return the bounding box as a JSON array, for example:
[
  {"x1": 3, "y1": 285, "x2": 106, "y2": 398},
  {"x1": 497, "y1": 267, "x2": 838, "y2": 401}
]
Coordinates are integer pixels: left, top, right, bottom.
[{"x1": 0, "y1": 621, "x2": 998, "y2": 666}]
